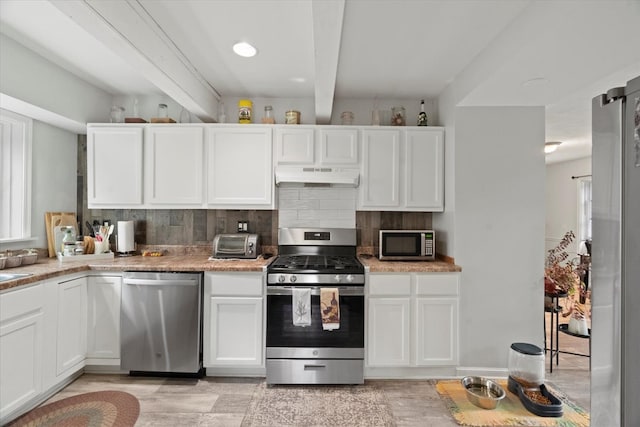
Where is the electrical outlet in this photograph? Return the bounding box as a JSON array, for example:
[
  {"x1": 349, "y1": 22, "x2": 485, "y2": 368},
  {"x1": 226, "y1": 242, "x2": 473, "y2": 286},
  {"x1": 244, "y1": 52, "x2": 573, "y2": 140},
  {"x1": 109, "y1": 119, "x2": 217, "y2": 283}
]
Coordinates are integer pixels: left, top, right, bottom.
[{"x1": 237, "y1": 221, "x2": 249, "y2": 232}]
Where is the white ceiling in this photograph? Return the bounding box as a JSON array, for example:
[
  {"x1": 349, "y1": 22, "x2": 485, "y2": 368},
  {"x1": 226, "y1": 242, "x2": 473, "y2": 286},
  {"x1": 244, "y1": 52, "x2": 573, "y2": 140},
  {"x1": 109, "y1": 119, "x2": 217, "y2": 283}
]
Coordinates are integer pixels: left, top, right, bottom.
[{"x1": 1, "y1": 0, "x2": 639, "y2": 164}]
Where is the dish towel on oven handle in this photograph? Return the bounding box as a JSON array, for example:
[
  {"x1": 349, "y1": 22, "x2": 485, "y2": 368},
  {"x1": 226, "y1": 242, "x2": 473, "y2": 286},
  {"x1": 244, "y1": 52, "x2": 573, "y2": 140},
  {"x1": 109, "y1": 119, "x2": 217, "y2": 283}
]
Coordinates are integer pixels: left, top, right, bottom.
[
  {"x1": 292, "y1": 288, "x2": 311, "y2": 327},
  {"x1": 320, "y1": 287, "x2": 340, "y2": 330}
]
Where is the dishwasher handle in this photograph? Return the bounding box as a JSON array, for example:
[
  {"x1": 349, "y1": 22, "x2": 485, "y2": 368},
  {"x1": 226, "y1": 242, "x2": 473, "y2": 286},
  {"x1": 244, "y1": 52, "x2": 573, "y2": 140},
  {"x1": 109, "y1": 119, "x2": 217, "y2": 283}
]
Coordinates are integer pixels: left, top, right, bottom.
[{"x1": 123, "y1": 278, "x2": 198, "y2": 286}]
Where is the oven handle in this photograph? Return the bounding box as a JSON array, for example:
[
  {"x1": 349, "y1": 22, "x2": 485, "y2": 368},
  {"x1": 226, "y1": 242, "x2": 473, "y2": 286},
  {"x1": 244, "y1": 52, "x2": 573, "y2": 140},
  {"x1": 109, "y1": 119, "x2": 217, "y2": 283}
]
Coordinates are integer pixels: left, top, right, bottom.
[{"x1": 266, "y1": 286, "x2": 364, "y2": 296}]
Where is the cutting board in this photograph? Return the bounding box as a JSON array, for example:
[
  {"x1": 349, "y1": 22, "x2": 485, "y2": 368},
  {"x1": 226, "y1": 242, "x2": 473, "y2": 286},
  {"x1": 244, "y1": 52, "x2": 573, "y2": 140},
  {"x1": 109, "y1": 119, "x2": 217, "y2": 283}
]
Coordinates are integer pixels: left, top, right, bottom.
[{"x1": 45, "y1": 212, "x2": 77, "y2": 257}]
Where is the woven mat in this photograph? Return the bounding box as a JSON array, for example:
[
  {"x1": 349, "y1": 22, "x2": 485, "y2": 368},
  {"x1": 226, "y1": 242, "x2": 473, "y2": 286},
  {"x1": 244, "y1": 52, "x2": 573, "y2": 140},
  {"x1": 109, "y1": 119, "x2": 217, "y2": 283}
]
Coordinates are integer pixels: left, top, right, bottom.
[
  {"x1": 7, "y1": 390, "x2": 140, "y2": 427},
  {"x1": 436, "y1": 380, "x2": 589, "y2": 427},
  {"x1": 241, "y1": 381, "x2": 395, "y2": 427}
]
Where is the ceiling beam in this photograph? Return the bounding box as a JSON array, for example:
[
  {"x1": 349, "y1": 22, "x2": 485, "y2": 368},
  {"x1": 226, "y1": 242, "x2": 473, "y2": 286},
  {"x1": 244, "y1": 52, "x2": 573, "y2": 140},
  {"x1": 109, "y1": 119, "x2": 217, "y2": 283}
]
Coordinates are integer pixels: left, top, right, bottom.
[
  {"x1": 50, "y1": 0, "x2": 220, "y2": 122},
  {"x1": 311, "y1": 0, "x2": 345, "y2": 124}
]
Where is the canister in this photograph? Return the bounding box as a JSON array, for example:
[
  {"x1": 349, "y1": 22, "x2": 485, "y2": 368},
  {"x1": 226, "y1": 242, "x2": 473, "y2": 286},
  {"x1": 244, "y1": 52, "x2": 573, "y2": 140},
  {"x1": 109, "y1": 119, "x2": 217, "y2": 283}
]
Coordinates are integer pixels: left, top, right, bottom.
[
  {"x1": 238, "y1": 99, "x2": 252, "y2": 124},
  {"x1": 285, "y1": 110, "x2": 301, "y2": 124},
  {"x1": 508, "y1": 342, "x2": 545, "y2": 387}
]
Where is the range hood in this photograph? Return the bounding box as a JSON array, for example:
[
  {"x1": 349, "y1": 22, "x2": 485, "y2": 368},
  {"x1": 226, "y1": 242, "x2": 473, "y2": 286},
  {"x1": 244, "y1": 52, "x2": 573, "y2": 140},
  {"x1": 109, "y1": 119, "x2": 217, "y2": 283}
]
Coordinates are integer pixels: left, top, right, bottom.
[{"x1": 275, "y1": 166, "x2": 360, "y2": 187}]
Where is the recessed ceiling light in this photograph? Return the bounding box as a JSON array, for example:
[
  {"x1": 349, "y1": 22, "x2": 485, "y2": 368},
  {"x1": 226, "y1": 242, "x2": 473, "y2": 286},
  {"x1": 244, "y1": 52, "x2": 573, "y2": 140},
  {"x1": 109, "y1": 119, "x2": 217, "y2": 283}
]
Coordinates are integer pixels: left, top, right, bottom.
[
  {"x1": 545, "y1": 141, "x2": 562, "y2": 154},
  {"x1": 290, "y1": 77, "x2": 306, "y2": 83},
  {"x1": 233, "y1": 42, "x2": 257, "y2": 58}
]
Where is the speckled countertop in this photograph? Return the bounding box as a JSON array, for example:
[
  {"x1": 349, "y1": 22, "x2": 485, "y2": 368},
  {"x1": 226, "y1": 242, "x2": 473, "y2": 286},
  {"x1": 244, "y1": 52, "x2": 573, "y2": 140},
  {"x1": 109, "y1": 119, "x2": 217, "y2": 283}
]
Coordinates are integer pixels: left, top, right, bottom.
[
  {"x1": 1, "y1": 253, "x2": 461, "y2": 292},
  {"x1": 359, "y1": 256, "x2": 461, "y2": 273},
  {"x1": 0, "y1": 255, "x2": 272, "y2": 292}
]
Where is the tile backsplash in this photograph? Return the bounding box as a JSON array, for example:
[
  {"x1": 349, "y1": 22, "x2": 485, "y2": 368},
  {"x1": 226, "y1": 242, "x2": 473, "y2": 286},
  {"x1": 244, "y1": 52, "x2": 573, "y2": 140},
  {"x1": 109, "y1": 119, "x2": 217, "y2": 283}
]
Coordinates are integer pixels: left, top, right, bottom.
[
  {"x1": 77, "y1": 136, "x2": 431, "y2": 249},
  {"x1": 278, "y1": 185, "x2": 357, "y2": 228}
]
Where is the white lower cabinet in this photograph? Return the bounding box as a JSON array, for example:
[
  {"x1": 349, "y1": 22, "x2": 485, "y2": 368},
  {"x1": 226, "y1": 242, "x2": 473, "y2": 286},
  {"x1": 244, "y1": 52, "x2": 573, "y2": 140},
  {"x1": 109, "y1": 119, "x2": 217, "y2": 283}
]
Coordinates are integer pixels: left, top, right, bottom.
[
  {"x1": 203, "y1": 272, "x2": 264, "y2": 368},
  {"x1": 367, "y1": 297, "x2": 411, "y2": 366},
  {"x1": 86, "y1": 276, "x2": 121, "y2": 363},
  {"x1": 367, "y1": 272, "x2": 459, "y2": 369},
  {"x1": 56, "y1": 277, "x2": 87, "y2": 376},
  {"x1": 0, "y1": 284, "x2": 44, "y2": 421}
]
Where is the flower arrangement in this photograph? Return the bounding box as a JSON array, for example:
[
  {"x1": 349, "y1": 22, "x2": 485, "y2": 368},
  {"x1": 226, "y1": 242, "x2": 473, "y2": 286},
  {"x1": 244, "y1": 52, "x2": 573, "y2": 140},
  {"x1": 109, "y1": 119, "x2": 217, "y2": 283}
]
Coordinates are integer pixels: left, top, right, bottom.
[{"x1": 544, "y1": 231, "x2": 581, "y2": 296}]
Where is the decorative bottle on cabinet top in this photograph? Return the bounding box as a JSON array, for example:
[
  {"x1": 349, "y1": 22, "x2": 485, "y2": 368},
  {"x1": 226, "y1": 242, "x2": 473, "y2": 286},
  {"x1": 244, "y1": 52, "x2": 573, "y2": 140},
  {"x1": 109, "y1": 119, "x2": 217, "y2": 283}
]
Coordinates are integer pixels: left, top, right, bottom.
[{"x1": 417, "y1": 99, "x2": 428, "y2": 126}]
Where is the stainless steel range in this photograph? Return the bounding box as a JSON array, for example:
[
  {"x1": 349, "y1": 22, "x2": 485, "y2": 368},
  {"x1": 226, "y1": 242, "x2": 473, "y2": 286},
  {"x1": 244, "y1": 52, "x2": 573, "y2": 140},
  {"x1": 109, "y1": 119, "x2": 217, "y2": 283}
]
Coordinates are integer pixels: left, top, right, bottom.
[{"x1": 266, "y1": 227, "x2": 365, "y2": 385}]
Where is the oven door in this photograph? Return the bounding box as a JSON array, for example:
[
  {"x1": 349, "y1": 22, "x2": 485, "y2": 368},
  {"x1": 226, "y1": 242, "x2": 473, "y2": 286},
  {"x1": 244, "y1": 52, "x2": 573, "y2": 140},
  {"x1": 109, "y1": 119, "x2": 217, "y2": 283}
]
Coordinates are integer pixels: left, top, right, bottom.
[{"x1": 266, "y1": 286, "x2": 364, "y2": 354}]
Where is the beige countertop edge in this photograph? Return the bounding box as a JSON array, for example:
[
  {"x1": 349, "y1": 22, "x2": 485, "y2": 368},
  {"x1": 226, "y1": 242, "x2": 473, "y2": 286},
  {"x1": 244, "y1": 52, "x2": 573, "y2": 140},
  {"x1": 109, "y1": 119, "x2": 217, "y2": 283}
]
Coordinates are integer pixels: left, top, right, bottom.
[
  {"x1": 1, "y1": 255, "x2": 461, "y2": 292},
  {"x1": 360, "y1": 258, "x2": 461, "y2": 273}
]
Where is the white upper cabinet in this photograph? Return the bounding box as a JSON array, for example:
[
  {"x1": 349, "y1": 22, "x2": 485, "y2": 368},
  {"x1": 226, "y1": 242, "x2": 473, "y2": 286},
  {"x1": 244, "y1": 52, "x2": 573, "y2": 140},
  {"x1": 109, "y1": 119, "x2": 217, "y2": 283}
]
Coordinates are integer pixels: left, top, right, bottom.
[
  {"x1": 359, "y1": 127, "x2": 444, "y2": 212},
  {"x1": 275, "y1": 126, "x2": 315, "y2": 165},
  {"x1": 360, "y1": 129, "x2": 401, "y2": 208},
  {"x1": 405, "y1": 129, "x2": 443, "y2": 211},
  {"x1": 318, "y1": 128, "x2": 359, "y2": 165},
  {"x1": 87, "y1": 125, "x2": 143, "y2": 207},
  {"x1": 206, "y1": 126, "x2": 273, "y2": 208},
  {"x1": 145, "y1": 126, "x2": 204, "y2": 206},
  {"x1": 275, "y1": 126, "x2": 359, "y2": 166}
]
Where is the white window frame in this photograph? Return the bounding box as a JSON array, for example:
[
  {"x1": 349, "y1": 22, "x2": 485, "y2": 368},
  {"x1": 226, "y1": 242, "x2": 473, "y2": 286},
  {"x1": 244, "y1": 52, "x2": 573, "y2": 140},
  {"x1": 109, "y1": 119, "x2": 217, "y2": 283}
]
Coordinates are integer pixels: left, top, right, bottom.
[
  {"x1": 576, "y1": 176, "x2": 592, "y2": 244},
  {"x1": 1, "y1": 108, "x2": 32, "y2": 242}
]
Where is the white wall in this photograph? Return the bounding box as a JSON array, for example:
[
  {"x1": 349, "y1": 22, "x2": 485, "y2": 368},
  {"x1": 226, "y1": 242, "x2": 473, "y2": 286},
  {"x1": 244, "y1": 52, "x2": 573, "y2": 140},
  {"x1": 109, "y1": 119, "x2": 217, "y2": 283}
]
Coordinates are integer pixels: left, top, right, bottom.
[
  {"x1": 454, "y1": 106, "x2": 546, "y2": 372},
  {"x1": 0, "y1": 33, "x2": 112, "y2": 127},
  {"x1": 545, "y1": 157, "x2": 591, "y2": 256}
]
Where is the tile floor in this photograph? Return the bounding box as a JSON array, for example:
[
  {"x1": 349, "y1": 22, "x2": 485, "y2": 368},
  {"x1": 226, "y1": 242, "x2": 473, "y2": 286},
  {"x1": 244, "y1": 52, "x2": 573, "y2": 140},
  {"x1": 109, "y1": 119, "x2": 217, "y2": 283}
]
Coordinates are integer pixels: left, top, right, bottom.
[{"x1": 38, "y1": 313, "x2": 590, "y2": 426}]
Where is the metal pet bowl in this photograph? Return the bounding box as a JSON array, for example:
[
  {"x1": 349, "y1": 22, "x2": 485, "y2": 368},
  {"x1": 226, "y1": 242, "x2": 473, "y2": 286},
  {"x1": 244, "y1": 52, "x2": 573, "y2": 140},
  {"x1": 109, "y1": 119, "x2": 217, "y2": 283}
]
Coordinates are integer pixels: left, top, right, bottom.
[{"x1": 461, "y1": 376, "x2": 506, "y2": 410}]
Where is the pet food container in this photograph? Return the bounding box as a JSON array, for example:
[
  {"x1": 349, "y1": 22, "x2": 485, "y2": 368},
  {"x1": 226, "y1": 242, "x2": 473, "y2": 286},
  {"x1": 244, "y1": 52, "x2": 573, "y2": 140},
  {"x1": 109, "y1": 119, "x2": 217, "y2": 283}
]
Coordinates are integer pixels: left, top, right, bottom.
[{"x1": 508, "y1": 342, "x2": 545, "y2": 387}]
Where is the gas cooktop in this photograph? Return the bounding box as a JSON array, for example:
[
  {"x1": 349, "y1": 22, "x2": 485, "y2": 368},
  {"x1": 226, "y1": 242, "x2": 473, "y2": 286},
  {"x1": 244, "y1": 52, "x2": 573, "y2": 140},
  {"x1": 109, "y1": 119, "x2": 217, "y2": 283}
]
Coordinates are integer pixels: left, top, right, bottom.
[{"x1": 268, "y1": 255, "x2": 363, "y2": 274}]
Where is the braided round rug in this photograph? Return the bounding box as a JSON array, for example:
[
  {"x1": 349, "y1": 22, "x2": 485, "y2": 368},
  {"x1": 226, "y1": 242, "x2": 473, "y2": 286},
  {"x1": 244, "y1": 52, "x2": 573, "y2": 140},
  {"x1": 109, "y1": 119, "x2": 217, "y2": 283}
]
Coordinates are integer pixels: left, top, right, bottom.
[{"x1": 7, "y1": 390, "x2": 140, "y2": 427}]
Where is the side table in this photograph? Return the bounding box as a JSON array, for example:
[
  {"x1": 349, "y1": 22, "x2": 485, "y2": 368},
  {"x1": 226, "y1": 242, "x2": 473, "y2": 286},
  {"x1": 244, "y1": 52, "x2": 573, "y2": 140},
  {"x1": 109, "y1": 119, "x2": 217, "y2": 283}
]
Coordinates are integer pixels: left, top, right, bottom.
[{"x1": 544, "y1": 292, "x2": 566, "y2": 373}]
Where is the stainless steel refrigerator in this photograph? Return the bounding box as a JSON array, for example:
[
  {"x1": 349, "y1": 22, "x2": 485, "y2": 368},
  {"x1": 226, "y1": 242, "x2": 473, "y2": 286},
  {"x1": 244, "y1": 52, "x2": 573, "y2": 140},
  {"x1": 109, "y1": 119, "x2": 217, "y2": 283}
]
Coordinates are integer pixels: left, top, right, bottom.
[{"x1": 591, "y1": 75, "x2": 640, "y2": 427}]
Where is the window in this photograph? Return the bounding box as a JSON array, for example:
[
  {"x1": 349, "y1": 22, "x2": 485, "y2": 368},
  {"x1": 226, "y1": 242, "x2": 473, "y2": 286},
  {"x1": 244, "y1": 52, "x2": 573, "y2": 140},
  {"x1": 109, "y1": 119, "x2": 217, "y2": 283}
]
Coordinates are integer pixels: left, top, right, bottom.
[
  {"x1": 577, "y1": 177, "x2": 592, "y2": 244},
  {"x1": 0, "y1": 108, "x2": 32, "y2": 242}
]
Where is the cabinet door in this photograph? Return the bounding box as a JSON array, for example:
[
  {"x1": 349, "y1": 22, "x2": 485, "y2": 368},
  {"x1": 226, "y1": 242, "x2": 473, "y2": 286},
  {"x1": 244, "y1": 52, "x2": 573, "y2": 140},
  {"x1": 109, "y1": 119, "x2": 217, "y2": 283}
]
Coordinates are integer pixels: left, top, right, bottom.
[
  {"x1": 205, "y1": 297, "x2": 263, "y2": 367},
  {"x1": 275, "y1": 127, "x2": 315, "y2": 164},
  {"x1": 87, "y1": 126, "x2": 143, "y2": 207},
  {"x1": 57, "y1": 277, "x2": 87, "y2": 375},
  {"x1": 319, "y1": 128, "x2": 358, "y2": 165},
  {"x1": 367, "y1": 297, "x2": 410, "y2": 367},
  {"x1": 87, "y1": 276, "x2": 121, "y2": 361},
  {"x1": 145, "y1": 126, "x2": 204, "y2": 206},
  {"x1": 414, "y1": 297, "x2": 458, "y2": 366},
  {"x1": 360, "y1": 129, "x2": 401, "y2": 208},
  {"x1": 207, "y1": 127, "x2": 273, "y2": 207},
  {"x1": 0, "y1": 285, "x2": 44, "y2": 419},
  {"x1": 405, "y1": 129, "x2": 444, "y2": 211}
]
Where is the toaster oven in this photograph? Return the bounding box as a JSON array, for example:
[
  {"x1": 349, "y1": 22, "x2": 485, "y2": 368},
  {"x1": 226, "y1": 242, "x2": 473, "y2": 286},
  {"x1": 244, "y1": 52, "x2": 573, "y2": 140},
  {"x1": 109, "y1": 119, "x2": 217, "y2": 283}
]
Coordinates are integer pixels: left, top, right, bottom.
[{"x1": 212, "y1": 233, "x2": 261, "y2": 259}]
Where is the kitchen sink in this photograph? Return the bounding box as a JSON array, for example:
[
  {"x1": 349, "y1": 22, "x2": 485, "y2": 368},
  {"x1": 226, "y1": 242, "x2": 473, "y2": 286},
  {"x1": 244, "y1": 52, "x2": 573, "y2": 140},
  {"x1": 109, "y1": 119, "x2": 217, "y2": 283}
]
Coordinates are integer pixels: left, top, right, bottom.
[{"x1": 0, "y1": 273, "x2": 33, "y2": 282}]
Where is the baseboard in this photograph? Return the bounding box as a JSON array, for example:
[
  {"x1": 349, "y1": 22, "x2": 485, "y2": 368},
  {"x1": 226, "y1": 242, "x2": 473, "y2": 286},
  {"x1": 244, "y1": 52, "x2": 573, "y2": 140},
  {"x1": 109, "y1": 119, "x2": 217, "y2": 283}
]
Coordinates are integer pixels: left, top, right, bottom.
[{"x1": 456, "y1": 366, "x2": 509, "y2": 378}]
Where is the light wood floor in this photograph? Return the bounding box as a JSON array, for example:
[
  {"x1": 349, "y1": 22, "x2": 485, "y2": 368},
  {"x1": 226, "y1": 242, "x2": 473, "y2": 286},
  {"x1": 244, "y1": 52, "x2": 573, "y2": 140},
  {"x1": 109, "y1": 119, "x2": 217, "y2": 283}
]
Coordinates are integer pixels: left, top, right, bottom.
[{"x1": 40, "y1": 330, "x2": 589, "y2": 427}]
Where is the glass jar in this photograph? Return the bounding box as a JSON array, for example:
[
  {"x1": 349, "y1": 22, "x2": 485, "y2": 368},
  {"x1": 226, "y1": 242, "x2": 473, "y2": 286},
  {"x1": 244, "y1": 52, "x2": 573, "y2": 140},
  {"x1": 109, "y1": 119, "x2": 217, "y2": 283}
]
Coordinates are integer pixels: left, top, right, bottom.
[
  {"x1": 110, "y1": 106, "x2": 125, "y2": 123},
  {"x1": 238, "y1": 99, "x2": 252, "y2": 124},
  {"x1": 157, "y1": 103, "x2": 168, "y2": 118},
  {"x1": 391, "y1": 106, "x2": 406, "y2": 126},
  {"x1": 74, "y1": 238, "x2": 85, "y2": 255},
  {"x1": 341, "y1": 111, "x2": 354, "y2": 125},
  {"x1": 508, "y1": 342, "x2": 545, "y2": 387},
  {"x1": 261, "y1": 105, "x2": 275, "y2": 124}
]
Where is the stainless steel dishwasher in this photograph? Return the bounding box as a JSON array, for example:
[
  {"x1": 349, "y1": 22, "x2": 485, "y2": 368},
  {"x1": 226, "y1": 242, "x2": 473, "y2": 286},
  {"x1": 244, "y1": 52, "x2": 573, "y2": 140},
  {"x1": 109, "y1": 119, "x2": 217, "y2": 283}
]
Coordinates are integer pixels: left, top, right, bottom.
[{"x1": 121, "y1": 271, "x2": 203, "y2": 376}]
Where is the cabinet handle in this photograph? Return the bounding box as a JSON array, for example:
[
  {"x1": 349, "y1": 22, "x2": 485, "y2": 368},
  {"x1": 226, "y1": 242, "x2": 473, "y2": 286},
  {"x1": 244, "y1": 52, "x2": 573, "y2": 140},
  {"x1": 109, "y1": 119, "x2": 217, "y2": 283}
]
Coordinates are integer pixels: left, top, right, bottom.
[{"x1": 304, "y1": 364, "x2": 326, "y2": 370}]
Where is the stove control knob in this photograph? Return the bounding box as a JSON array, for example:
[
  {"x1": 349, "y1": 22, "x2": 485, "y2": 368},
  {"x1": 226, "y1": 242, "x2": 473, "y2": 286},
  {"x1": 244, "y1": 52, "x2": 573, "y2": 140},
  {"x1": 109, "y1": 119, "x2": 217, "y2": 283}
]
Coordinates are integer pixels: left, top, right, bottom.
[
  {"x1": 278, "y1": 275, "x2": 285, "y2": 283},
  {"x1": 334, "y1": 275, "x2": 341, "y2": 283},
  {"x1": 346, "y1": 274, "x2": 354, "y2": 283},
  {"x1": 290, "y1": 275, "x2": 297, "y2": 283}
]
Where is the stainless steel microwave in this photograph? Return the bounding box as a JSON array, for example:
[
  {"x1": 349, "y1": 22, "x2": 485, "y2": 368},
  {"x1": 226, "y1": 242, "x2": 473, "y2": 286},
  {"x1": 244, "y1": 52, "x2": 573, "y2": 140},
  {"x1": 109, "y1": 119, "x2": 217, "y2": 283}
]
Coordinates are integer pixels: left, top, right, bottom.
[{"x1": 379, "y1": 230, "x2": 435, "y2": 261}]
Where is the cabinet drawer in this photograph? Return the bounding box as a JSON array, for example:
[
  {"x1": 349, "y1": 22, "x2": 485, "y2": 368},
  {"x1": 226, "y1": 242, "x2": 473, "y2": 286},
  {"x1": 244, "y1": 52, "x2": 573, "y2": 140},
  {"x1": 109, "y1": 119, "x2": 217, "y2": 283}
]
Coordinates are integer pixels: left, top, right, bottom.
[
  {"x1": 266, "y1": 359, "x2": 363, "y2": 384},
  {"x1": 415, "y1": 273, "x2": 459, "y2": 296},
  {"x1": 368, "y1": 274, "x2": 411, "y2": 295},
  {"x1": 207, "y1": 273, "x2": 263, "y2": 296},
  {"x1": 1, "y1": 284, "x2": 43, "y2": 322}
]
